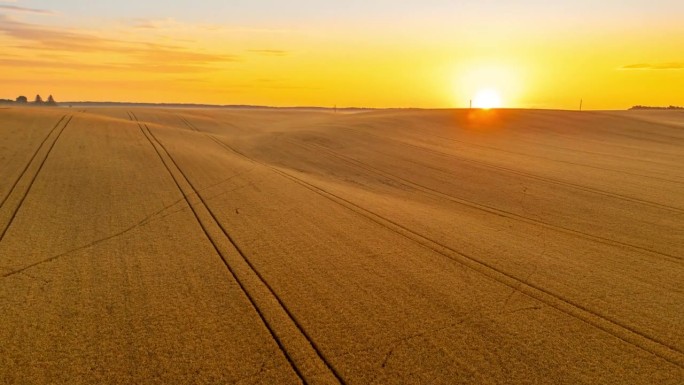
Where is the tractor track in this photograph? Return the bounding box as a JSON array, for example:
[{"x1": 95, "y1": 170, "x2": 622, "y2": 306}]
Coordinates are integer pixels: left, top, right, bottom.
[
  {"x1": 338, "y1": 123, "x2": 684, "y2": 185},
  {"x1": 284, "y1": 138, "x2": 682, "y2": 263},
  {"x1": 505, "y1": 111, "x2": 684, "y2": 159},
  {"x1": 177, "y1": 114, "x2": 348, "y2": 384},
  {"x1": 324, "y1": 132, "x2": 683, "y2": 214},
  {"x1": 433, "y1": 132, "x2": 684, "y2": 185},
  {"x1": 132, "y1": 112, "x2": 346, "y2": 385},
  {"x1": 0, "y1": 115, "x2": 66, "y2": 210},
  {"x1": 177, "y1": 116, "x2": 683, "y2": 368},
  {"x1": 179, "y1": 113, "x2": 682, "y2": 212},
  {"x1": 0, "y1": 115, "x2": 73, "y2": 243}
]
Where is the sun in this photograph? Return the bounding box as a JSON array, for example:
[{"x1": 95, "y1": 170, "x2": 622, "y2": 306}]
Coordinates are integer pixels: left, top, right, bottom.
[{"x1": 472, "y1": 88, "x2": 502, "y2": 109}]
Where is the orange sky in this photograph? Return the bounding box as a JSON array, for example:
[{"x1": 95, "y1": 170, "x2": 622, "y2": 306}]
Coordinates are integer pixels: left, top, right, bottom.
[{"x1": 1, "y1": 1, "x2": 683, "y2": 109}]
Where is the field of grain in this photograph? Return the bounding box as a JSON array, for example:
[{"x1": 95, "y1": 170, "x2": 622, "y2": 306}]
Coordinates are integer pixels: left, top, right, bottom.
[{"x1": 1, "y1": 107, "x2": 682, "y2": 384}]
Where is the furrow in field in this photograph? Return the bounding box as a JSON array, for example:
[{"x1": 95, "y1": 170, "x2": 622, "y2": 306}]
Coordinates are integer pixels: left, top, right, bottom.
[
  {"x1": 339, "y1": 123, "x2": 684, "y2": 186},
  {"x1": 286, "y1": 139, "x2": 682, "y2": 262},
  {"x1": 0, "y1": 115, "x2": 66, "y2": 210},
  {"x1": 131, "y1": 112, "x2": 342, "y2": 385},
  {"x1": 195, "y1": 125, "x2": 683, "y2": 368},
  {"x1": 271, "y1": 165, "x2": 684, "y2": 368},
  {"x1": 318, "y1": 132, "x2": 683, "y2": 214},
  {"x1": 431, "y1": 135, "x2": 684, "y2": 184},
  {"x1": 129, "y1": 112, "x2": 305, "y2": 384},
  {"x1": 175, "y1": 113, "x2": 347, "y2": 385},
  {"x1": 0, "y1": 115, "x2": 73, "y2": 242},
  {"x1": 2, "y1": 109, "x2": 307, "y2": 384}
]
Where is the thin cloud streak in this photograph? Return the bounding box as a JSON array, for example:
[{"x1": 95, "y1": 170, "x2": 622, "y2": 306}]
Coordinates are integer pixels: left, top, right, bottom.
[
  {"x1": 248, "y1": 49, "x2": 289, "y2": 56},
  {"x1": 125, "y1": 17, "x2": 292, "y2": 35},
  {"x1": 0, "y1": 5, "x2": 54, "y2": 15},
  {"x1": 0, "y1": 14, "x2": 125, "y2": 52},
  {"x1": 0, "y1": 15, "x2": 239, "y2": 73},
  {"x1": 0, "y1": 58, "x2": 224, "y2": 73},
  {"x1": 621, "y1": 62, "x2": 684, "y2": 70}
]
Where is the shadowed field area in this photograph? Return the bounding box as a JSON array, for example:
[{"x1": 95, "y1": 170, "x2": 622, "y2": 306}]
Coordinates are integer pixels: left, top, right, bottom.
[{"x1": 1, "y1": 107, "x2": 682, "y2": 384}]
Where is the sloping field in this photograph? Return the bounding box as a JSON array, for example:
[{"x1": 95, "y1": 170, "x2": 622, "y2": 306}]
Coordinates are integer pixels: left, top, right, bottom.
[{"x1": 1, "y1": 107, "x2": 682, "y2": 384}]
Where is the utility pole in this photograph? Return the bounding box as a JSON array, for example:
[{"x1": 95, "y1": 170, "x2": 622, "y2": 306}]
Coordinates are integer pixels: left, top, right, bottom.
[
  {"x1": 469, "y1": 99, "x2": 472, "y2": 109},
  {"x1": 579, "y1": 99, "x2": 583, "y2": 111}
]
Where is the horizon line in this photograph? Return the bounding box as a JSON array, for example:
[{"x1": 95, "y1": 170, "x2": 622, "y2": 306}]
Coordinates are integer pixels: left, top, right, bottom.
[{"x1": 0, "y1": 99, "x2": 645, "y2": 112}]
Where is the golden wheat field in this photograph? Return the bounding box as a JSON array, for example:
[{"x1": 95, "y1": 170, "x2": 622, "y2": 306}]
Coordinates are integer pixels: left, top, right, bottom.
[{"x1": 0, "y1": 107, "x2": 682, "y2": 384}]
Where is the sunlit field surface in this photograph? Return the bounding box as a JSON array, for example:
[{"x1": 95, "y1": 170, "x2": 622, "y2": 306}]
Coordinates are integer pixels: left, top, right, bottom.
[{"x1": 1, "y1": 107, "x2": 682, "y2": 384}]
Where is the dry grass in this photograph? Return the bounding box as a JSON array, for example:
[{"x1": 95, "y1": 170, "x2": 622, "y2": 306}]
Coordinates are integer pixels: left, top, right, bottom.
[{"x1": 1, "y1": 107, "x2": 682, "y2": 384}]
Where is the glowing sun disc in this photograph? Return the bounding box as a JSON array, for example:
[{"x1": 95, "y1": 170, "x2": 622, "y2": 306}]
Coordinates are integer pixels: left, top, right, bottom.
[{"x1": 473, "y1": 89, "x2": 502, "y2": 109}]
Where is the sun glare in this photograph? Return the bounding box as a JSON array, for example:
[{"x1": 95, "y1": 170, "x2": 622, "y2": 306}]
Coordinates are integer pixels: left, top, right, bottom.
[{"x1": 472, "y1": 89, "x2": 502, "y2": 109}]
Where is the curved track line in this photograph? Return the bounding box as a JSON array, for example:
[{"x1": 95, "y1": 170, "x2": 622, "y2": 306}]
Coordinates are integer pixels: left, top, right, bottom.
[
  {"x1": 175, "y1": 114, "x2": 347, "y2": 384},
  {"x1": 195, "y1": 124, "x2": 683, "y2": 368},
  {"x1": 338, "y1": 124, "x2": 684, "y2": 185},
  {"x1": 591, "y1": 112, "x2": 684, "y2": 143},
  {"x1": 287, "y1": 139, "x2": 682, "y2": 263},
  {"x1": 2, "y1": 154, "x2": 257, "y2": 279},
  {"x1": 317, "y1": 134, "x2": 683, "y2": 214},
  {"x1": 503, "y1": 111, "x2": 683, "y2": 159},
  {"x1": 3, "y1": 195, "x2": 186, "y2": 278},
  {"x1": 131, "y1": 112, "x2": 311, "y2": 384},
  {"x1": 432, "y1": 134, "x2": 684, "y2": 184},
  {"x1": 0, "y1": 115, "x2": 72, "y2": 242},
  {"x1": 131, "y1": 112, "x2": 326, "y2": 385},
  {"x1": 268, "y1": 160, "x2": 684, "y2": 368},
  {"x1": 432, "y1": 132, "x2": 684, "y2": 189},
  {"x1": 0, "y1": 115, "x2": 66, "y2": 210}
]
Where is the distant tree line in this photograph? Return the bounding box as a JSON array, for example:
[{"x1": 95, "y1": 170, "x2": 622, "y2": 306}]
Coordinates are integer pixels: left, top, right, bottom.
[
  {"x1": 0, "y1": 94, "x2": 58, "y2": 106},
  {"x1": 629, "y1": 105, "x2": 683, "y2": 110}
]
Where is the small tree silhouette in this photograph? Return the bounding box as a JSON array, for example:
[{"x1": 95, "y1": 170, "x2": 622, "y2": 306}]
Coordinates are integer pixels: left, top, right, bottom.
[
  {"x1": 46, "y1": 95, "x2": 57, "y2": 106},
  {"x1": 34, "y1": 94, "x2": 44, "y2": 104},
  {"x1": 16, "y1": 96, "x2": 28, "y2": 103}
]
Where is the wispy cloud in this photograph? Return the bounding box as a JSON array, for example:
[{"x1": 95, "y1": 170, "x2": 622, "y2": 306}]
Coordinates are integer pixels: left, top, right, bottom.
[
  {"x1": 0, "y1": 15, "x2": 239, "y2": 73},
  {"x1": 126, "y1": 17, "x2": 291, "y2": 35},
  {"x1": 0, "y1": 58, "x2": 114, "y2": 70},
  {"x1": 0, "y1": 5, "x2": 55, "y2": 15},
  {"x1": 225, "y1": 78, "x2": 320, "y2": 91},
  {"x1": 0, "y1": 16, "x2": 121, "y2": 52},
  {"x1": 248, "y1": 49, "x2": 289, "y2": 57},
  {"x1": 621, "y1": 62, "x2": 684, "y2": 70},
  {"x1": 129, "y1": 18, "x2": 183, "y2": 30},
  {"x1": 0, "y1": 57, "x2": 224, "y2": 73},
  {"x1": 130, "y1": 47, "x2": 238, "y2": 64}
]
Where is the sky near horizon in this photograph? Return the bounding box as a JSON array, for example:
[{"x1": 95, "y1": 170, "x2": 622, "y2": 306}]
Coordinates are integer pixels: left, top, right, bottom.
[{"x1": 1, "y1": 0, "x2": 683, "y2": 109}]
